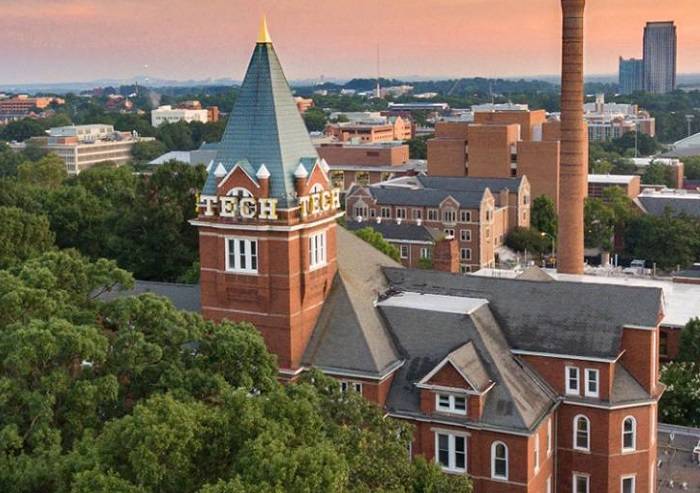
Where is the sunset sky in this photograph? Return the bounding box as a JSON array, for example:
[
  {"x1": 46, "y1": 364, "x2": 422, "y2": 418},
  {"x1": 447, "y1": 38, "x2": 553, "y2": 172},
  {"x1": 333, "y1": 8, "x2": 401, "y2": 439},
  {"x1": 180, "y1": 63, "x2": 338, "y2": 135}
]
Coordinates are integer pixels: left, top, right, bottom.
[{"x1": 2, "y1": 0, "x2": 699, "y2": 84}]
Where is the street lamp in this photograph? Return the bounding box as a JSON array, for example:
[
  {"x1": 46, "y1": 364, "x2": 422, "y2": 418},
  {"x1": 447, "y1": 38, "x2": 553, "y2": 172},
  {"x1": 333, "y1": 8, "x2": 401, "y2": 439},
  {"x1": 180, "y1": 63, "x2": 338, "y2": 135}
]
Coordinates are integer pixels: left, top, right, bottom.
[{"x1": 541, "y1": 232, "x2": 556, "y2": 267}]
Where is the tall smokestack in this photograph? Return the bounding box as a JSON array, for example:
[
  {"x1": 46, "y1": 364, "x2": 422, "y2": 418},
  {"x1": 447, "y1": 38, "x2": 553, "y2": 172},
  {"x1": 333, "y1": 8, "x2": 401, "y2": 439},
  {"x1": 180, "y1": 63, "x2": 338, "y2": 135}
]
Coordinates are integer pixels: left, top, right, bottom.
[{"x1": 557, "y1": 0, "x2": 586, "y2": 275}]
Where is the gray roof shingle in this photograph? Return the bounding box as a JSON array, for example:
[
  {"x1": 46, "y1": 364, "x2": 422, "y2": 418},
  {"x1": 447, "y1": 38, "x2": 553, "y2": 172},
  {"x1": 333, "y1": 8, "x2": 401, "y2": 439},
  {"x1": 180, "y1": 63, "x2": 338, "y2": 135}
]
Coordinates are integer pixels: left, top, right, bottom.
[
  {"x1": 382, "y1": 268, "x2": 663, "y2": 359},
  {"x1": 637, "y1": 195, "x2": 700, "y2": 218},
  {"x1": 99, "y1": 281, "x2": 201, "y2": 313},
  {"x1": 417, "y1": 175, "x2": 524, "y2": 193},
  {"x1": 369, "y1": 187, "x2": 485, "y2": 208}
]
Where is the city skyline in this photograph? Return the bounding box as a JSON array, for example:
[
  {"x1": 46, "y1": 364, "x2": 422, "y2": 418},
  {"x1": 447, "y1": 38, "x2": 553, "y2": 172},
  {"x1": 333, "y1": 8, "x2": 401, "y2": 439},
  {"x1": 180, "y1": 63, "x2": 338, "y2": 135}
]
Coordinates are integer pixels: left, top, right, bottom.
[{"x1": 2, "y1": 0, "x2": 700, "y2": 85}]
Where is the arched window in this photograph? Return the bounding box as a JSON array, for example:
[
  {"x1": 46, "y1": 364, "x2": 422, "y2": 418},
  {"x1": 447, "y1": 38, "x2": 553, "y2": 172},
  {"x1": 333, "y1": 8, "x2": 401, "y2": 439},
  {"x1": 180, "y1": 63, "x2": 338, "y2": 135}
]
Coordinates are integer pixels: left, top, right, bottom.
[
  {"x1": 491, "y1": 441, "x2": 508, "y2": 480},
  {"x1": 573, "y1": 415, "x2": 590, "y2": 451},
  {"x1": 622, "y1": 416, "x2": 636, "y2": 452},
  {"x1": 227, "y1": 187, "x2": 252, "y2": 198}
]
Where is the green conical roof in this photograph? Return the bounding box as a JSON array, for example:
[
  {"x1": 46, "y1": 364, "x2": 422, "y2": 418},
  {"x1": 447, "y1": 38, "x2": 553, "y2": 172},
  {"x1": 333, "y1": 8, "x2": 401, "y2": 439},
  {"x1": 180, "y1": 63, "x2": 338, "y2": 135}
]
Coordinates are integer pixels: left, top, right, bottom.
[{"x1": 202, "y1": 38, "x2": 319, "y2": 205}]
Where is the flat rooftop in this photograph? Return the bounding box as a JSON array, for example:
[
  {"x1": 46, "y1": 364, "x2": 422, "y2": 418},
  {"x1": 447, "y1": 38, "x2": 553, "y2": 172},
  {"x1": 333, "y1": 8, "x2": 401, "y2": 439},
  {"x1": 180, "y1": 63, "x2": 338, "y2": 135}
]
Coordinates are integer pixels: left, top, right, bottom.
[
  {"x1": 474, "y1": 268, "x2": 700, "y2": 328},
  {"x1": 588, "y1": 174, "x2": 637, "y2": 184}
]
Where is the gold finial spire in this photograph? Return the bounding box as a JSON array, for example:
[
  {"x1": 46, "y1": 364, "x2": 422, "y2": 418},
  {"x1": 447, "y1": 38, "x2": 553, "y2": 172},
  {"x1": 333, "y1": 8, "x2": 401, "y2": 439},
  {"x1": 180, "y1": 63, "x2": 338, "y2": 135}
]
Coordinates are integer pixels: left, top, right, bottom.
[{"x1": 257, "y1": 15, "x2": 272, "y2": 43}]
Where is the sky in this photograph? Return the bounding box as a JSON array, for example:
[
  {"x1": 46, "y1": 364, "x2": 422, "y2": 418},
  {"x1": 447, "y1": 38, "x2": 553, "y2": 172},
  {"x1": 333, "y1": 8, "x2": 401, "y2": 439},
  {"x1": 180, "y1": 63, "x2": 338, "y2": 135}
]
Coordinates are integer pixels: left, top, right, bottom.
[{"x1": 1, "y1": 0, "x2": 699, "y2": 84}]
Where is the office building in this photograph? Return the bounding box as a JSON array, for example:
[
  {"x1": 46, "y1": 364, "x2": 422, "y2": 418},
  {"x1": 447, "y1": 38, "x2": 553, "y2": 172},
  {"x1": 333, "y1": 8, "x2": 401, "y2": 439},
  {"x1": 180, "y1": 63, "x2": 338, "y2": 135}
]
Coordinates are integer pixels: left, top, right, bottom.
[
  {"x1": 643, "y1": 21, "x2": 677, "y2": 94},
  {"x1": 151, "y1": 104, "x2": 209, "y2": 127},
  {"x1": 583, "y1": 94, "x2": 655, "y2": 142},
  {"x1": 619, "y1": 57, "x2": 644, "y2": 94}
]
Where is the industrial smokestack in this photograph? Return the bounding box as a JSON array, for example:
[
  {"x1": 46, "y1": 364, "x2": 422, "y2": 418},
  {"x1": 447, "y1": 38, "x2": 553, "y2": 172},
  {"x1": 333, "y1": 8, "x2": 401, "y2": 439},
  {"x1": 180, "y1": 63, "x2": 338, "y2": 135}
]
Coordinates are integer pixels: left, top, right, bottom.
[{"x1": 557, "y1": 0, "x2": 586, "y2": 274}]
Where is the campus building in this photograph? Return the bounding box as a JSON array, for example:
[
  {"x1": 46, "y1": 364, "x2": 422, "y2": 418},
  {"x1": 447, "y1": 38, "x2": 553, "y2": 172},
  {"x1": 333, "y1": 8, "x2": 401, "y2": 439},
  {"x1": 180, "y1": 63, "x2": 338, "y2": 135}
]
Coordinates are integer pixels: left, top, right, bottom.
[
  {"x1": 10, "y1": 124, "x2": 149, "y2": 174},
  {"x1": 345, "y1": 175, "x2": 530, "y2": 272},
  {"x1": 190, "y1": 15, "x2": 664, "y2": 493},
  {"x1": 151, "y1": 104, "x2": 209, "y2": 127},
  {"x1": 427, "y1": 106, "x2": 565, "y2": 208},
  {"x1": 325, "y1": 115, "x2": 413, "y2": 143}
]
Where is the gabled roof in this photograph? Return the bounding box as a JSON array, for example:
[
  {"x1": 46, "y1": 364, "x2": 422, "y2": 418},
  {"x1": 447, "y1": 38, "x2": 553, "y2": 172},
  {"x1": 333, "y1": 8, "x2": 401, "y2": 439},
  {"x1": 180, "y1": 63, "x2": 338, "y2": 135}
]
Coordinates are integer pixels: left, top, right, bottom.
[
  {"x1": 379, "y1": 295, "x2": 556, "y2": 432},
  {"x1": 383, "y1": 268, "x2": 663, "y2": 359},
  {"x1": 369, "y1": 187, "x2": 485, "y2": 208},
  {"x1": 417, "y1": 175, "x2": 524, "y2": 194},
  {"x1": 202, "y1": 34, "x2": 318, "y2": 205},
  {"x1": 302, "y1": 227, "x2": 402, "y2": 377},
  {"x1": 419, "y1": 341, "x2": 492, "y2": 393},
  {"x1": 637, "y1": 194, "x2": 700, "y2": 218}
]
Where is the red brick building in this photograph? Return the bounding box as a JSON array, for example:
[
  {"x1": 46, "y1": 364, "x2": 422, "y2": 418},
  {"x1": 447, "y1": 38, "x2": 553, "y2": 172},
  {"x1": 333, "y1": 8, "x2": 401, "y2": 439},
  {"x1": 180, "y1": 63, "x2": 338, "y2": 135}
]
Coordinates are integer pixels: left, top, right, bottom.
[
  {"x1": 191, "y1": 20, "x2": 664, "y2": 493},
  {"x1": 345, "y1": 175, "x2": 530, "y2": 272}
]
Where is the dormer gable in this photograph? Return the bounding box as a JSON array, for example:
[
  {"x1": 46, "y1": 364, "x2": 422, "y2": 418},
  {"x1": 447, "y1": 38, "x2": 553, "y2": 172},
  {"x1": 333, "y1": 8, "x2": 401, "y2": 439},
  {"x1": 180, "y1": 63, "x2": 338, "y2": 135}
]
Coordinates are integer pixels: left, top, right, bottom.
[
  {"x1": 217, "y1": 162, "x2": 260, "y2": 197},
  {"x1": 417, "y1": 342, "x2": 493, "y2": 421}
]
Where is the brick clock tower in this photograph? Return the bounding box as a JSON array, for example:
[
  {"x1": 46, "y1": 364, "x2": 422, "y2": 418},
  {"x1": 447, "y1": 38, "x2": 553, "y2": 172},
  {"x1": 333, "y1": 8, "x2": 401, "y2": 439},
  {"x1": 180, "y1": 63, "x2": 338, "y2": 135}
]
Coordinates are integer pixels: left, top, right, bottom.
[{"x1": 191, "y1": 18, "x2": 343, "y2": 374}]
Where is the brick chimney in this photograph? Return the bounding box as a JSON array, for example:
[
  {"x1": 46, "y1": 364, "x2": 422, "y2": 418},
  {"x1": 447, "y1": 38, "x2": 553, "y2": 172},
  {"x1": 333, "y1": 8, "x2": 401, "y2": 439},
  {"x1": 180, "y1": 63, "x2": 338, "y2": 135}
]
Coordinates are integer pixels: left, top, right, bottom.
[
  {"x1": 433, "y1": 237, "x2": 459, "y2": 273},
  {"x1": 557, "y1": 0, "x2": 587, "y2": 274}
]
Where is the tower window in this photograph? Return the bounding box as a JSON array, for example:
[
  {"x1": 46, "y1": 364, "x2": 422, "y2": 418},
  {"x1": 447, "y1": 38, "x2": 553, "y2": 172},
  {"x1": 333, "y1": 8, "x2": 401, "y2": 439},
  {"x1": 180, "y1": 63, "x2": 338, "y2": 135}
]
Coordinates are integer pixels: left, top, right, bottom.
[
  {"x1": 309, "y1": 232, "x2": 327, "y2": 269},
  {"x1": 435, "y1": 432, "x2": 467, "y2": 473},
  {"x1": 226, "y1": 238, "x2": 258, "y2": 274}
]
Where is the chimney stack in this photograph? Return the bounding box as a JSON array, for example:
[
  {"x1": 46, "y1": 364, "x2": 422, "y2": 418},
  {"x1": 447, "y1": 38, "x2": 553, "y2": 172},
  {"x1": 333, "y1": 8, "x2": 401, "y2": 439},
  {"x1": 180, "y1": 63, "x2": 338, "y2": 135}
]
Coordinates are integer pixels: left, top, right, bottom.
[{"x1": 557, "y1": 0, "x2": 587, "y2": 275}]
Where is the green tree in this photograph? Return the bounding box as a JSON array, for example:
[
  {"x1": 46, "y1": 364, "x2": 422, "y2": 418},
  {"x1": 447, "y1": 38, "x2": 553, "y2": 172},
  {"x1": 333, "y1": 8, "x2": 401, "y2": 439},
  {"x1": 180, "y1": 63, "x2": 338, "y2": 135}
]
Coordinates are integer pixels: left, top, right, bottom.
[
  {"x1": 302, "y1": 107, "x2": 327, "y2": 132},
  {"x1": 623, "y1": 211, "x2": 700, "y2": 271},
  {"x1": 659, "y1": 362, "x2": 700, "y2": 427},
  {"x1": 0, "y1": 206, "x2": 54, "y2": 269},
  {"x1": 678, "y1": 318, "x2": 700, "y2": 364},
  {"x1": 531, "y1": 195, "x2": 557, "y2": 239},
  {"x1": 0, "y1": 118, "x2": 45, "y2": 142},
  {"x1": 352, "y1": 227, "x2": 401, "y2": 261},
  {"x1": 0, "y1": 142, "x2": 23, "y2": 177},
  {"x1": 641, "y1": 162, "x2": 675, "y2": 187},
  {"x1": 407, "y1": 136, "x2": 429, "y2": 159},
  {"x1": 505, "y1": 227, "x2": 548, "y2": 255},
  {"x1": 17, "y1": 154, "x2": 67, "y2": 189},
  {"x1": 131, "y1": 140, "x2": 167, "y2": 164},
  {"x1": 584, "y1": 198, "x2": 615, "y2": 251},
  {"x1": 158, "y1": 121, "x2": 195, "y2": 151},
  {"x1": 684, "y1": 156, "x2": 700, "y2": 180}
]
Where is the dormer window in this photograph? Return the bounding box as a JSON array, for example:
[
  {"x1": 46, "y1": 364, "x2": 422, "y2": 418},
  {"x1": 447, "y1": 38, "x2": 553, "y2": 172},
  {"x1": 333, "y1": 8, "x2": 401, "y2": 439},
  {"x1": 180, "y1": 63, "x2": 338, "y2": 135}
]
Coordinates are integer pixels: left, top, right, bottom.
[{"x1": 436, "y1": 393, "x2": 467, "y2": 415}]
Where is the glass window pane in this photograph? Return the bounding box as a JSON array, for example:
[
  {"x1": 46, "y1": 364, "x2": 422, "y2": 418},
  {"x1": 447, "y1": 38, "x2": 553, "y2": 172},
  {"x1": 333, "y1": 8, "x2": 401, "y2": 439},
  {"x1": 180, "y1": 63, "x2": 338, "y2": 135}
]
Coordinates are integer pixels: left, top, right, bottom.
[{"x1": 453, "y1": 396, "x2": 466, "y2": 411}]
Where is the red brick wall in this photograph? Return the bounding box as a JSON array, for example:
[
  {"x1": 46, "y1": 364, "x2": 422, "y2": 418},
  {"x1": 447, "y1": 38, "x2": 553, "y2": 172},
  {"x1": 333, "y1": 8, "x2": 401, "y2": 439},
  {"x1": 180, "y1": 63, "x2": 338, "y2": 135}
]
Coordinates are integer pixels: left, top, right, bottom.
[
  {"x1": 620, "y1": 326, "x2": 658, "y2": 394},
  {"x1": 317, "y1": 144, "x2": 409, "y2": 167}
]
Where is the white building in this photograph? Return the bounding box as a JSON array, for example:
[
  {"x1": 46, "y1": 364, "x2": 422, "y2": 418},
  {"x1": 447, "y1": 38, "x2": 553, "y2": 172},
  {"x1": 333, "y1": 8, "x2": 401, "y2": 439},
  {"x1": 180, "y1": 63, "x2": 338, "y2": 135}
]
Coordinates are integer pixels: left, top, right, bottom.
[
  {"x1": 151, "y1": 105, "x2": 208, "y2": 127},
  {"x1": 10, "y1": 124, "x2": 152, "y2": 175},
  {"x1": 582, "y1": 94, "x2": 655, "y2": 142}
]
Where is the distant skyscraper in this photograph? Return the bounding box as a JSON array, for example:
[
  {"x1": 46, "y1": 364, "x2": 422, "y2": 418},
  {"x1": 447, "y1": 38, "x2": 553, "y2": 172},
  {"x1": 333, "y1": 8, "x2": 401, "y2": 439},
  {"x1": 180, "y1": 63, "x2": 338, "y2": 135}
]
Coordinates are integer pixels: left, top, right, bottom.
[
  {"x1": 643, "y1": 21, "x2": 677, "y2": 94},
  {"x1": 619, "y1": 57, "x2": 644, "y2": 94}
]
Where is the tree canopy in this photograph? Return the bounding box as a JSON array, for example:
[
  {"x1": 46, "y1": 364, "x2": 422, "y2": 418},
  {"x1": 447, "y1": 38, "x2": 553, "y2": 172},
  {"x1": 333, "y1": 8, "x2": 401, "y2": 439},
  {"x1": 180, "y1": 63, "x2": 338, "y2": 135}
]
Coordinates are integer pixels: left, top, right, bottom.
[{"x1": 0, "y1": 250, "x2": 472, "y2": 493}]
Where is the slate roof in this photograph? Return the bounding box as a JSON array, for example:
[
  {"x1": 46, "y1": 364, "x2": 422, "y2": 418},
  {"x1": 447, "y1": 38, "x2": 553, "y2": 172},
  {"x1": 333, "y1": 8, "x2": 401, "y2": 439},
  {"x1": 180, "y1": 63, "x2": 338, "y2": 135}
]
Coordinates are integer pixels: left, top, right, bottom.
[
  {"x1": 302, "y1": 227, "x2": 402, "y2": 377},
  {"x1": 369, "y1": 187, "x2": 485, "y2": 208},
  {"x1": 382, "y1": 268, "x2": 663, "y2": 359},
  {"x1": 98, "y1": 281, "x2": 201, "y2": 313},
  {"x1": 379, "y1": 297, "x2": 556, "y2": 432},
  {"x1": 345, "y1": 220, "x2": 440, "y2": 243},
  {"x1": 201, "y1": 38, "x2": 318, "y2": 205},
  {"x1": 637, "y1": 194, "x2": 700, "y2": 218},
  {"x1": 417, "y1": 175, "x2": 524, "y2": 193},
  {"x1": 443, "y1": 342, "x2": 492, "y2": 392}
]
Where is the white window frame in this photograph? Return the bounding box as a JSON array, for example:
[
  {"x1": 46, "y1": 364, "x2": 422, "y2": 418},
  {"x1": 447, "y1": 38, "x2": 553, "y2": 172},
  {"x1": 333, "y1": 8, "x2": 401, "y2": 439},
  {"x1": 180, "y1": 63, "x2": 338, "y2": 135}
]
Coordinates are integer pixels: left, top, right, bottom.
[
  {"x1": 435, "y1": 393, "x2": 467, "y2": 415},
  {"x1": 566, "y1": 366, "x2": 580, "y2": 395},
  {"x1": 585, "y1": 368, "x2": 599, "y2": 398},
  {"x1": 420, "y1": 247, "x2": 431, "y2": 259},
  {"x1": 546, "y1": 476, "x2": 552, "y2": 493},
  {"x1": 547, "y1": 418, "x2": 552, "y2": 457},
  {"x1": 380, "y1": 206, "x2": 391, "y2": 218},
  {"x1": 400, "y1": 245, "x2": 409, "y2": 259},
  {"x1": 491, "y1": 441, "x2": 508, "y2": 480},
  {"x1": 622, "y1": 416, "x2": 636, "y2": 452},
  {"x1": 460, "y1": 210, "x2": 472, "y2": 223},
  {"x1": 427, "y1": 208, "x2": 439, "y2": 221},
  {"x1": 225, "y1": 237, "x2": 258, "y2": 274},
  {"x1": 396, "y1": 207, "x2": 407, "y2": 220},
  {"x1": 534, "y1": 433, "x2": 540, "y2": 473},
  {"x1": 435, "y1": 432, "x2": 467, "y2": 473},
  {"x1": 573, "y1": 473, "x2": 590, "y2": 493},
  {"x1": 413, "y1": 208, "x2": 423, "y2": 220},
  {"x1": 442, "y1": 207, "x2": 457, "y2": 225},
  {"x1": 308, "y1": 231, "x2": 327, "y2": 269},
  {"x1": 573, "y1": 415, "x2": 590, "y2": 452},
  {"x1": 460, "y1": 229, "x2": 472, "y2": 242},
  {"x1": 460, "y1": 248, "x2": 472, "y2": 261},
  {"x1": 444, "y1": 228, "x2": 455, "y2": 238},
  {"x1": 621, "y1": 474, "x2": 636, "y2": 493},
  {"x1": 339, "y1": 381, "x2": 362, "y2": 394}
]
